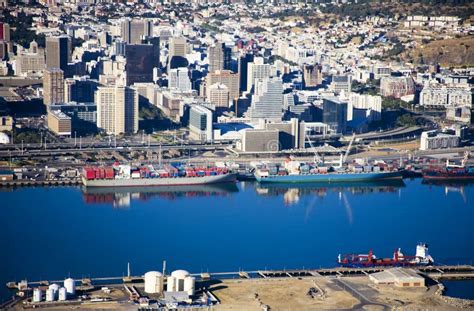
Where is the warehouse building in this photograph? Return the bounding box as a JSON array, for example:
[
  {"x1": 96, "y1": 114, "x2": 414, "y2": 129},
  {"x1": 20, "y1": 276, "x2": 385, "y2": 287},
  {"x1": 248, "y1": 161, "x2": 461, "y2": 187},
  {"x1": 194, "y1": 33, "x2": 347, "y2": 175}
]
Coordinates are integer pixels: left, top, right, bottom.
[{"x1": 369, "y1": 268, "x2": 425, "y2": 288}]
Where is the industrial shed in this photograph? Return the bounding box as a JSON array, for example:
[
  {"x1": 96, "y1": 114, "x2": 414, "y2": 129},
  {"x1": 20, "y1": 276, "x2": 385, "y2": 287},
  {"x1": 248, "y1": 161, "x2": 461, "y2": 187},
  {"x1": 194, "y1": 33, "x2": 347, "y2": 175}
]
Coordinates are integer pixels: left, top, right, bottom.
[{"x1": 369, "y1": 268, "x2": 425, "y2": 288}]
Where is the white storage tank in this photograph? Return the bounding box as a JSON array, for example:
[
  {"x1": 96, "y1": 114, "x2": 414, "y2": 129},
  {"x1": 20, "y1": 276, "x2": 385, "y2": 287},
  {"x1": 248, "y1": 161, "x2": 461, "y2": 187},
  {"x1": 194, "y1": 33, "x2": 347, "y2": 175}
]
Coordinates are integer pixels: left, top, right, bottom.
[
  {"x1": 171, "y1": 270, "x2": 190, "y2": 292},
  {"x1": 64, "y1": 278, "x2": 76, "y2": 296},
  {"x1": 49, "y1": 283, "x2": 60, "y2": 299},
  {"x1": 58, "y1": 287, "x2": 67, "y2": 301},
  {"x1": 45, "y1": 288, "x2": 55, "y2": 302},
  {"x1": 33, "y1": 288, "x2": 42, "y2": 302},
  {"x1": 183, "y1": 276, "x2": 195, "y2": 296},
  {"x1": 144, "y1": 271, "x2": 163, "y2": 294},
  {"x1": 166, "y1": 276, "x2": 176, "y2": 292}
]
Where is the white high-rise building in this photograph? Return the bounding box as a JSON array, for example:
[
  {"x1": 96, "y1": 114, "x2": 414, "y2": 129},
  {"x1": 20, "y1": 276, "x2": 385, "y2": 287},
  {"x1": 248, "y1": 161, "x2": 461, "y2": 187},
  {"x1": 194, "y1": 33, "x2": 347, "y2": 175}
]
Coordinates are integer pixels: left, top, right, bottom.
[
  {"x1": 247, "y1": 57, "x2": 275, "y2": 93},
  {"x1": 348, "y1": 93, "x2": 382, "y2": 121},
  {"x1": 189, "y1": 105, "x2": 213, "y2": 142},
  {"x1": 169, "y1": 67, "x2": 191, "y2": 92},
  {"x1": 95, "y1": 86, "x2": 138, "y2": 135},
  {"x1": 247, "y1": 77, "x2": 283, "y2": 121},
  {"x1": 420, "y1": 84, "x2": 472, "y2": 108}
]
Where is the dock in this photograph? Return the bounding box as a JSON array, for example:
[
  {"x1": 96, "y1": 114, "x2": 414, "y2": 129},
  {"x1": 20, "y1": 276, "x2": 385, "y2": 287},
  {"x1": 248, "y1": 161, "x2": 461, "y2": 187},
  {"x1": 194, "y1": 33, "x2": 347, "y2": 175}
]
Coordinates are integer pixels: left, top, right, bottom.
[{"x1": 7, "y1": 265, "x2": 474, "y2": 290}]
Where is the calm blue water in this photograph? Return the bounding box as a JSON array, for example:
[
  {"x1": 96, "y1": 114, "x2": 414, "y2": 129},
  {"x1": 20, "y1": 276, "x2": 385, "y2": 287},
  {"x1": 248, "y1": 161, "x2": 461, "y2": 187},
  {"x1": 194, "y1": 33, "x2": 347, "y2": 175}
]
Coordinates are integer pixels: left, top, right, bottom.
[{"x1": 0, "y1": 179, "x2": 473, "y2": 302}]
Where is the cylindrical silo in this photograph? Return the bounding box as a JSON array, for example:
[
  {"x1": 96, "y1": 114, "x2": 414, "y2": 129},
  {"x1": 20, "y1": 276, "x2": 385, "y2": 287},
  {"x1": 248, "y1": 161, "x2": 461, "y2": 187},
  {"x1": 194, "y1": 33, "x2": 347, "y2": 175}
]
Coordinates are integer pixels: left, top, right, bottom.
[
  {"x1": 144, "y1": 271, "x2": 163, "y2": 294},
  {"x1": 183, "y1": 276, "x2": 195, "y2": 296},
  {"x1": 58, "y1": 287, "x2": 67, "y2": 301},
  {"x1": 171, "y1": 270, "x2": 190, "y2": 292},
  {"x1": 33, "y1": 288, "x2": 42, "y2": 302},
  {"x1": 166, "y1": 276, "x2": 176, "y2": 292},
  {"x1": 64, "y1": 278, "x2": 76, "y2": 296},
  {"x1": 45, "y1": 288, "x2": 55, "y2": 302},
  {"x1": 48, "y1": 284, "x2": 60, "y2": 300}
]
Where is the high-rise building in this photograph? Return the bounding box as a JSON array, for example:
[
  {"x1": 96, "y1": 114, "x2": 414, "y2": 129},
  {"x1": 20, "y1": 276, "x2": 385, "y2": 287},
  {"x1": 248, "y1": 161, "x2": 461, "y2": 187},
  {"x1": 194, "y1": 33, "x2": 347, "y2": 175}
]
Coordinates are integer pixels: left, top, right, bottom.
[
  {"x1": 15, "y1": 41, "x2": 45, "y2": 75},
  {"x1": 125, "y1": 44, "x2": 154, "y2": 86},
  {"x1": 189, "y1": 105, "x2": 213, "y2": 141},
  {"x1": 95, "y1": 86, "x2": 138, "y2": 135},
  {"x1": 247, "y1": 77, "x2": 283, "y2": 121},
  {"x1": 64, "y1": 76, "x2": 99, "y2": 103},
  {"x1": 46, "y1": 36, "x2": 71, "y2": 72},
  {"x1": 43, "y1": 68, "x2": 64, "y2": 105},
  {"x1": 208, "y1": 42, "x2": 231, "y2": 73},
  {"x1": 247, "y1": 57, "x2": 275, "y2": 92},
  {"x1": 303, "y1": 64, "x2": 322, "y2": 88},
  {"x1": 330, "y1": 75, "x2": 352, "y2": 94},
  {"x1": 206, "y1": 70, "x2": 240, "y2": 101},
  {"x1": 0, "y1": 22, "x2": 10, "y2": 41},
  {"x1": 322, "y1": 96, "x2": 348, "y2": 134},
  {"x1": 169, "y1": 37, "x2": 187, "y2": 59},
  {"x1": 120, "y1": 18, "x2": 153, "y2": 45},
  {"x1": 168, "y1": 67, "x2": 192, "y2": 92},
  {"x1": 238, "y1": 53, "x2": 254, "y2": 92},
  {"x1": 348, "y1": 93, "x2": 382, "y2": 121},
  {"x1": 207, "y1": 83, "x2": 230, "y2": 108}
]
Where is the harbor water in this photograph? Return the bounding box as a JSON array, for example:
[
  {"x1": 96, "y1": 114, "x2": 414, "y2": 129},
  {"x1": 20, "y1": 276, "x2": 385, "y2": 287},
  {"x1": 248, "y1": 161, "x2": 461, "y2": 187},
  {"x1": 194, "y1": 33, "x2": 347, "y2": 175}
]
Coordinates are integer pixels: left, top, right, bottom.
[{"x1": 0, "y1": 179, "x2": 473, "y2": 302}]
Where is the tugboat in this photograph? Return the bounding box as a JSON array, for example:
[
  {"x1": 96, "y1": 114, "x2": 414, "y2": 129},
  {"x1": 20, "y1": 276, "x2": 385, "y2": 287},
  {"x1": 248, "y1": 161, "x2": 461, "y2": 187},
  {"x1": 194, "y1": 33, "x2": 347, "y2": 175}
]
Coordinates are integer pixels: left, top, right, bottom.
[{"x1": 337, "y1": 243, "x2": 434, "y2": 268}]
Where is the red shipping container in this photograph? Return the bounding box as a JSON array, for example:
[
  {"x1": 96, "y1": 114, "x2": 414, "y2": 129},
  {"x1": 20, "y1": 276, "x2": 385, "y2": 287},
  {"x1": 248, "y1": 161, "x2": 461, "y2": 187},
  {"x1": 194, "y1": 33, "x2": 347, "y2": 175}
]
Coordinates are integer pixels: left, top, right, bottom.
[{"x1": 105, "y1": 168, "x2": 114, "y2": 179}]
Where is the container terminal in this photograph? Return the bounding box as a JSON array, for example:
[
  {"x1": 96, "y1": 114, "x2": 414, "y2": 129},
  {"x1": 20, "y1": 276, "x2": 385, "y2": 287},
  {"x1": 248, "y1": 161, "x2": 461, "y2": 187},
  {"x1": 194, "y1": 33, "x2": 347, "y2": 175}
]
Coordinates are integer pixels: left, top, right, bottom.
[{"x1": 3, "y1": 262, "x2": 474, "y2": 310}]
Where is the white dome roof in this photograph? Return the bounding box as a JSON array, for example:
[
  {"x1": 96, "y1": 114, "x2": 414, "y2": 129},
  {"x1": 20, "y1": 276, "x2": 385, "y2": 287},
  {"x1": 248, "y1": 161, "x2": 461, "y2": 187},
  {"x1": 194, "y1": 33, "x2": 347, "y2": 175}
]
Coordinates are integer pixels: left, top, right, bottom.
[
  {"x1": 145, "y1": 271, "x2": 163, "y2": 277},
  {"x1": 171, "y1": 270, "x2": 190, "y2": 279},
  {"x1": 0, "y1": 132, "x2": 9, "y2": 144}
]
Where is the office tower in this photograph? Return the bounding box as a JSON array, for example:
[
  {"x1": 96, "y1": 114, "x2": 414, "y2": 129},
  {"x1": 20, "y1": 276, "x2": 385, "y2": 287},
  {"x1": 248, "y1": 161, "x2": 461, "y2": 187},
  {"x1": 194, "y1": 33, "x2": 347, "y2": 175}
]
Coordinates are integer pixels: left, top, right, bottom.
[
  {"x1": 189, "y1": 105, "x2": 213, "y2": 141},
  {"x1": 113, "y1": 40, "x2": 127, "y2": 56},
  {"x1": 120, "y1": 18, "x2": 153, "y2": 45},
  {"x1": 169, "y1": 37, "x2": 187, "y2": 58},
  {"x1": 0, "y1": 22, "x2": 10, "y2": 41},
  {"x1": 207, "y1": 83, "x2": 230, "y2": 108},
  {"x1": 125, "y1": 44, "x2": 154, "y2": 86},
  {"x1": 330, "y1": 75, "x2": 352, "y2": 94},
  {"x1": 322, "y1": 96, "x2": 348, "y2": 134},
  {"x1": 247, "y1": 57, "x2": 275, "y2": 92},
  {"x1": 169, "y1": 68, "x2": 192, "y2": 92},
  {"x1": 247, "y1": 77, "x2": 283, "y2": 121},
  {"x1": 208, "y1": 42, "x2": 231, "y2": 73},
  {"x1": 43, "y1": 68, "x2": 64, "y2": 105},
  {"x1": 96, "y1": 86, "x2": 138, "y2": 135},
  {"x1": 46, "y1": 36, "x2": 71, "y2": 72},
  {"x1": 206, "y1": 70, "x2": 239, "y2": 102},
  {"x1": 303, "y1": 63, "x2": 322, "y2": 88},
  {"x1": 64, "y1": 76, "x2": 99, "y2": 103},
  {"x1": 238, "y1": 53, "x2": 253, "y2": 92},
  {"x1": 145, "y1": 37, "x2": 160, "y2": 68}
]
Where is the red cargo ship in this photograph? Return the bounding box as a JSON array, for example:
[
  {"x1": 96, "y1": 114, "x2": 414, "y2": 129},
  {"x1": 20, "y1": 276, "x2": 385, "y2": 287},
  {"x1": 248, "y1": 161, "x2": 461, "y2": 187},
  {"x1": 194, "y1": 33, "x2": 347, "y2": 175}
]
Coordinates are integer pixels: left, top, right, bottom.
[{"x1": 338, "y1": 244, "x2": 434, "y2": 268}]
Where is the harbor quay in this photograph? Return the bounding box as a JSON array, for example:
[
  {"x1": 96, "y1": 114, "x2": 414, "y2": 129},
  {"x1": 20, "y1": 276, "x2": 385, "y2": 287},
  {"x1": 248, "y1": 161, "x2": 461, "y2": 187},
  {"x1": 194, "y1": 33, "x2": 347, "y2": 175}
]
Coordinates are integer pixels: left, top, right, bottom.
[{"x1": 3, "y1": 265, "x2": 474, "y2": 310}]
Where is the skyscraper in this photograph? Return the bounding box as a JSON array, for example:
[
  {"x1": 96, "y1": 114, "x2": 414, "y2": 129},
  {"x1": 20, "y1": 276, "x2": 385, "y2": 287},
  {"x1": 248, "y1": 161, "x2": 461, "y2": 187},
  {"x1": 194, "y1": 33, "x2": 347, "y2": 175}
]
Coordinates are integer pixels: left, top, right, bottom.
[
  {"x1": 169, "y1": 37, "x2": 187, "y2": 59},
  {"x1": 208, "y1": 42, "x2": 231, "y2": 73},
  {"x1": 322, "y1": 96, "x2": 348, "y2": 134},
  {"x1": 120, "y1": 18, "x2": 153, "y2": 45},
  {"x1": 206, "y1": 70, "x2": 240, "y2": 102},
  {"x1": 238, "y1": 53, "x2": 254, "y2": 92},
  {"x1": 96, "y1": 86, "x2": 138, "y2": 135},
  {"x1": 46, "y1": 36, "x2": 71, "y2": 72},
  {"x1": 125, "y1": 44, "x2": 154, "y2": 86},
  {"x1": 207, "y1": 83, "x2": 230, "y2": 108},
  {"x1": 168, "y1": 68, "x2": 192, "y2": 92},
  {"x1": 247, "y1": 57, "x2": 275, "y2": 93},
  {"x1": 0, "y1": 22, "x2": 10, "y2": 41},
  {"x1": 247, "y1": 77, "x2": 283, "y2": 121},
  {"x1": 303, "y1": 63, "x2": 322, "y2": 88},
  {"x1": 43, "y1": 68, "x2": 64, "y2": 106}
]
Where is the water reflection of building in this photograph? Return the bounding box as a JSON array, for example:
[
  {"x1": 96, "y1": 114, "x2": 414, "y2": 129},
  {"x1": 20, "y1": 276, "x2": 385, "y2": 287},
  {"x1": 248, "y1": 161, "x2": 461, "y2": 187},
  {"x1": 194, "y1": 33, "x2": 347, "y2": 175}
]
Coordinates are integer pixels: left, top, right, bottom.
[
  {"x1": 423, "y1": 180, "x2": 471, "y2": 203},
  {"x1": 81, "y1": 184, "x2": 239, "y2": 208}
]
